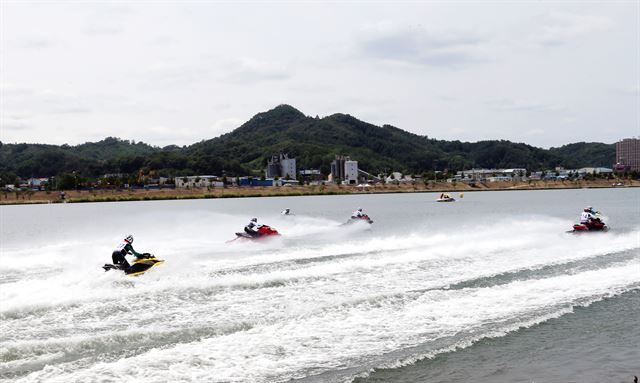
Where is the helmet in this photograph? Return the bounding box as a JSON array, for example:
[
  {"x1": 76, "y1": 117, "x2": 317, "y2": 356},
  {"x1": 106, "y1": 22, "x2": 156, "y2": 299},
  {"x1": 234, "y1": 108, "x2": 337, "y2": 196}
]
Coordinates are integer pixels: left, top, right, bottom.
[
  {"x1": 124, "y1": 234, "x2": 133, "y2": 243},
  {"x1": 357, "y1": 208, "x2": 362, "y2": 212},
  {"x1": 251, "y1": 218, "x2": 257, "y2": 222}
]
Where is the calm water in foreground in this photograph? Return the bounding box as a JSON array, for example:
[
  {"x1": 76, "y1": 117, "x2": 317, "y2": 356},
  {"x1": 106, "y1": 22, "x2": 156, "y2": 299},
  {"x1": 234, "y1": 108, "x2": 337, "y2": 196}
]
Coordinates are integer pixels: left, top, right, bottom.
[{"x1": 1, "y1": 188, "x2": 638, "y2": 382}]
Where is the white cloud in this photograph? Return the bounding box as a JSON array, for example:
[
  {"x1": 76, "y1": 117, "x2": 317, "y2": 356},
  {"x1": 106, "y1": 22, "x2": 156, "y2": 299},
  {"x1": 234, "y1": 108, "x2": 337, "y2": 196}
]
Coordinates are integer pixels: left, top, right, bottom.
[
  {"x1": 222, "y1": 58, "x2": 292, "y2": 84},
  {"x1": 1, "y1": 2, "x2": 636, "y2": 147},
  {"x1": 533, "y1": 11, "x2": 612, "y2": 46},
  {"x1": 484, "y1": 98, "x2": 567, "y2": 113},
  {"x1": 83, "y1": 25, "x2": 124, "y2": 36},
  {"x1": 210, "y1": 118, "x2": 244, "y2": 136},
  {"x1": 20, "y1": 37, "x2": 54, "y2": 49},
  {"x1": 525, "y1": 128, "x2": 545, "y2": 136},
  {"x1": 355, "y1": 23, "x2": 488, "y2": 67}
]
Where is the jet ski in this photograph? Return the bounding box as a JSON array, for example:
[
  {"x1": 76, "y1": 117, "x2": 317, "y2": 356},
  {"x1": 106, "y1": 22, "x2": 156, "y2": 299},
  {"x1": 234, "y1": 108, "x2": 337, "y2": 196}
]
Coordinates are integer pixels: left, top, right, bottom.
[
  {"x1": 344, "y1": 214, "x2": 374, "y2": 225},
  {"x1": 437, "y1": 194, "x2": 455, "y2": 202},
  {"x1": 235, "y1": 225, "x2": 280, "y2": 240},
  {"x1": 103, "y1": 254, "x2": 164, "y2": 276},
  {"x1": 571, "y1": 218, "x2": 609, "y2": 233}
]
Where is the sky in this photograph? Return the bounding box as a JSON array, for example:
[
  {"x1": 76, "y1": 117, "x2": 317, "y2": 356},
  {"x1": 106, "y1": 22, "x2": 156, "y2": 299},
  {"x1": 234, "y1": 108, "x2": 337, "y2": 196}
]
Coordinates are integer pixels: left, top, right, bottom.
[{"x1": 1, "y1": 1, "x2": 638, "y2": 148}]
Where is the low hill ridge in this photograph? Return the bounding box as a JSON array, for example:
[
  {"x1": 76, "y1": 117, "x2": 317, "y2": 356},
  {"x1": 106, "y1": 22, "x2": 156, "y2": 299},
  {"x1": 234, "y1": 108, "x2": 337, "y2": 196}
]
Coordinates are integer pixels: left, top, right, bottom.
[{"x1": 0, "y1": 105, "x2": 615, "y2": 179}]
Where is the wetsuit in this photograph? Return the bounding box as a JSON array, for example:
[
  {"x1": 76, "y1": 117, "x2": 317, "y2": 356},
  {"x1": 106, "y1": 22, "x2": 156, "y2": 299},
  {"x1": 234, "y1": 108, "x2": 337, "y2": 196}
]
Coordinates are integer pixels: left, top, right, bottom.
[
  {"x1": 112, "y1": 241, "x2": 143, "y2": 270},
  {"x1": 351, "y1": 210, "x2": 364, "y2": 219},
  {"x1": 580, "y1": 211, "x2": 594, "y2": 224},
  {"x1": 244, "y1": 221, "x2": 260, "y2": 237}
]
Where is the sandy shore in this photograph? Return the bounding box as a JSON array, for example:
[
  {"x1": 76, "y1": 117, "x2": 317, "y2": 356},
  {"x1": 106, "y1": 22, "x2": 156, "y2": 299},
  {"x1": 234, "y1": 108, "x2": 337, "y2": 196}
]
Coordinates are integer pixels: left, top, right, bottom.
[{"x1": 1, "y1": 179, "x2": 637, "y2": 205}]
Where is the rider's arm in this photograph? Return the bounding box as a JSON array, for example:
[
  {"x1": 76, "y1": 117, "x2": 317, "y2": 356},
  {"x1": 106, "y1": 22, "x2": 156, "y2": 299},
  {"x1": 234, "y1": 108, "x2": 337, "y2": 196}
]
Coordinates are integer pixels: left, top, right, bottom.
[{"x1": 125, "y1": 243, "x2": 143, "y2": 257}]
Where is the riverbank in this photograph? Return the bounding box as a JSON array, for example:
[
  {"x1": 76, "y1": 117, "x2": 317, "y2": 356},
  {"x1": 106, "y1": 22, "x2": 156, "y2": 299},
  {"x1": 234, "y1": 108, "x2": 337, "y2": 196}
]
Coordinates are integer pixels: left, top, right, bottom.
[{"x1": 1, "y1": 179, "x2": 637, "y2": 205}]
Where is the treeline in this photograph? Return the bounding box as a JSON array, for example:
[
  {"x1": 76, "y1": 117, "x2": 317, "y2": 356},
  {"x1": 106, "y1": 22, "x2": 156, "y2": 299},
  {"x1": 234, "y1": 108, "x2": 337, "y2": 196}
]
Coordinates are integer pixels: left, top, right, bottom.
[{"x1": 0, "y1": 105, "x2": 616, "y2": 186}]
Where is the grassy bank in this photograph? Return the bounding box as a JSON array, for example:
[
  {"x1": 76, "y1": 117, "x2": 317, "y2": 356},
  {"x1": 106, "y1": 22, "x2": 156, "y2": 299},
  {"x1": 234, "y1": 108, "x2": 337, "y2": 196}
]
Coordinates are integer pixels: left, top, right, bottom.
[{"x1": 1, "y1": 179, "x2": 637, "y2": 205}]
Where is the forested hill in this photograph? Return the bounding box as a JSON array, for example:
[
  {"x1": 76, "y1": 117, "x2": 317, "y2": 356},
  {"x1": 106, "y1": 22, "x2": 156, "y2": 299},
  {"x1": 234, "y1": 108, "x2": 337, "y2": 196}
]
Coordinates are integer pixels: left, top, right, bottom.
[{"x1": 0, "y1": 104, "x2": 615, "y2": 179}]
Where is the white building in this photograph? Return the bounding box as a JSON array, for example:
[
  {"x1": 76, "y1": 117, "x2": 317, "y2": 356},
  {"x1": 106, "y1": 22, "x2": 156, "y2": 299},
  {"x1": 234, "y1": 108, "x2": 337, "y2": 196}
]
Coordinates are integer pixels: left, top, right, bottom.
[
  {"x1": 344, "y1": 160, "x2": 358, "y2": 184},
  {"x1": 577, "y1": 167, "x2": 613, "y2": 175},
  {"x1": 385, "y1": 172, "x2": 414, "y2": 183},
  {"x1": 175, "y1": 176, "x2": 224, "y2": 188},
  {"x1": 280, "y1": 157, "x2": 297, "y2": 179},
  {"x1": 455, "y1": 168, "x2": 527, "y2": 182}
]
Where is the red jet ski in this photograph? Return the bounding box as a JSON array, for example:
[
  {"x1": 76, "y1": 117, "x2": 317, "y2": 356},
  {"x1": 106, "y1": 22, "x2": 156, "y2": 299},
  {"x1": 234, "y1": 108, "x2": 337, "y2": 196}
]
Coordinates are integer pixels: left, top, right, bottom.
[
  {"x1": 572, "y1": 218, "x2": 608, "y2": 232},
  {"x1": 235, "y1": 225, "x2": 280, "y2": 240}
]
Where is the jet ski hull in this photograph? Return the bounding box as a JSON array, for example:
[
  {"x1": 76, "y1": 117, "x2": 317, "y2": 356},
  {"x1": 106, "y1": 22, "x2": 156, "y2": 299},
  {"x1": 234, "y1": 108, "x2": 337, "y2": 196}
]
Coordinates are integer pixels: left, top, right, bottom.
[
  {"x1": 235, "y1": 225, "x2": 280, "y2": 240},
  {"x1": 571, "y1": 220, "x2": 608, "y2": 233},
  {"x1": 103, "y1": 257, "x2": 164, "y2": 276}
]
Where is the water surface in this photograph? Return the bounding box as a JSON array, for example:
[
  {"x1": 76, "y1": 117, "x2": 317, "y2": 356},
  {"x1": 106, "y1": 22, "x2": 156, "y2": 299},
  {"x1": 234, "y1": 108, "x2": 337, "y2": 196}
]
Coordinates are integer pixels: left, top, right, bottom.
[{"x1": 1, "y1": 188, "x2": 638, "y2": 382}]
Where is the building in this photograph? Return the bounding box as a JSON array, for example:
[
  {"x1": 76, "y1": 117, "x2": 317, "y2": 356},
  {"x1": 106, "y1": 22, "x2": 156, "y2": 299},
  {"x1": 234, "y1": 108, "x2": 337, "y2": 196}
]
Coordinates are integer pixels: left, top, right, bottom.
[
  {"x1": 238, "y1": 177, "x2": 280, "y2": 187},
  {"x1": 330, "y1": 155, "x2": 360, "y2": 184},
  {"x1": 265, "y1": 160, "x2": 280, "y2": 178},
  {"x1": 298, "y1": 169, "x2": 323, "y2": 182},
  {"x1": 175, "y1": 176, "x2": 224, "y2": 188},
  {"x1": 385, "y1": 172, "x2": 413, "y2": 183},
  {"x1": 265, "y1": 154, "x2": 297, "y2": 179},
  {"x1": 577, "y1": 167, "x2": 613, "y2": 175},
  {"x1": 281, "y1": 155, "x2": 296, "y2": 179},
  {"x1": 455, "y1": 168, "x2": 527, "y2": 182},
  {"x1": 344, "y1": 160, "x2": 359, "y2": 184},
  {"x1": 615, "y1": 138, "x2": 640, "y2": 172},
  {"x1": 330, "y1": 155, "x2": 347, "y2": 181},
  {"x1": 26, "y1": 177, "x2": 49, "y2": 190}
]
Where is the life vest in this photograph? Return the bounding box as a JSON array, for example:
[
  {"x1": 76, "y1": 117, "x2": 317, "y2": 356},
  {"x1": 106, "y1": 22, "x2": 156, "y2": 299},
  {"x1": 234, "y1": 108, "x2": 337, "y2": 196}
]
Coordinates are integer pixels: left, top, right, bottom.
[{"x1": 114, "y1": 241, "x2": 128, "y2": 253}]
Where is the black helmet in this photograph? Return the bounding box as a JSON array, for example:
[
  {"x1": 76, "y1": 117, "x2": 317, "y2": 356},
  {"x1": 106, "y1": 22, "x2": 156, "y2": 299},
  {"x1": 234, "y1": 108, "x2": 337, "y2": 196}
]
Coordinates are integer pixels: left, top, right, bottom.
[{"x1": 251, "y1": 218, "x2": 257, "y2": 222}]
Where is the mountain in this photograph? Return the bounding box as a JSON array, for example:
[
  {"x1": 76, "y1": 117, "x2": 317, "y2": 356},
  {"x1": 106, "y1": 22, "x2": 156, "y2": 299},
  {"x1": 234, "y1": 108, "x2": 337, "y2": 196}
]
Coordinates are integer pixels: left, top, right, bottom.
[
  {"x1": 0, "y1": 105, "x2": 616, "y2": 180},
  {"x1": 186, "y1": 104, "x2": 614, "y2": 174}
]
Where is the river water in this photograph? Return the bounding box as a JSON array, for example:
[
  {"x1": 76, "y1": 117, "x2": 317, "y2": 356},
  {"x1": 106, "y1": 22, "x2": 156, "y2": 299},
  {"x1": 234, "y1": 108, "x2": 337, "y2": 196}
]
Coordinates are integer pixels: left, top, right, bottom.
[{"x1": 1, "y1": 188, "x2": 638, "y2": 382}]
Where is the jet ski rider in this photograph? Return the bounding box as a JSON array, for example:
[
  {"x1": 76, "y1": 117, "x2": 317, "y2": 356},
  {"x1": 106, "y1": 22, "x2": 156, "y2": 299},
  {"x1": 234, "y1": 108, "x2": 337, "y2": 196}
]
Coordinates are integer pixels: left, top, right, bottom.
[
  {"x1": 245, "y1": 218, "x2": 261, "y2": 237},
  {"x1": 579, "y1": 206, "x2": 598, "y2": 225},
  {"x1": 351, "y1": 208, "x2": 365, "y2": 219},
  {"x1": 112, "y1": 234, "x2": 147, "y2": 270}
]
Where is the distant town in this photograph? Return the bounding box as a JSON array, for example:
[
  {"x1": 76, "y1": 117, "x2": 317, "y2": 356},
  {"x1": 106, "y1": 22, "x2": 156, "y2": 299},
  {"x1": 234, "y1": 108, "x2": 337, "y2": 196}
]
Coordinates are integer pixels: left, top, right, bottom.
[{"x1": 7, "y1": 138, "x2": 639, "y2": 193}]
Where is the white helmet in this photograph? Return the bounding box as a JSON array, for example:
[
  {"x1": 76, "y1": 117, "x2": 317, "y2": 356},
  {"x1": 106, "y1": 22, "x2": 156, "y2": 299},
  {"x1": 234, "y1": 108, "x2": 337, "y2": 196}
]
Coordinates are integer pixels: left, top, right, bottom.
[{"x1": 124, "y1": 234, "x2": 134, "y2": 243}]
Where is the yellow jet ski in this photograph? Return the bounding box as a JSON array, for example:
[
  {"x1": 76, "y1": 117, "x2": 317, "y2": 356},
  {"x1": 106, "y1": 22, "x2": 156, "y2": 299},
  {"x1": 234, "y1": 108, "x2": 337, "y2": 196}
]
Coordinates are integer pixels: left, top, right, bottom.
[{"x1": 103, "y1": 254, "x2": 164, "y2": 276}]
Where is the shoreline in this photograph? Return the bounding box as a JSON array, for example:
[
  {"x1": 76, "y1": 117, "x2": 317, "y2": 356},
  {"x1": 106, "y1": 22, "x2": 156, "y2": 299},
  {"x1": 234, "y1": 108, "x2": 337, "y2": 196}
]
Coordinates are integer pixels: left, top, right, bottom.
[{"x1": 1, "y1": 179, "x2": 637, "y2": 206}]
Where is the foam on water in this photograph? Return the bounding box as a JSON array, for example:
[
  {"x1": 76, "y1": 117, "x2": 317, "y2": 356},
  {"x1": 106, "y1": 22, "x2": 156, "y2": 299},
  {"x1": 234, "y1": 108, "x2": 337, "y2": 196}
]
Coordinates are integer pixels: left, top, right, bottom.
[{"x1": 1, "y1": 207, "x2": 639, "y2": 382}]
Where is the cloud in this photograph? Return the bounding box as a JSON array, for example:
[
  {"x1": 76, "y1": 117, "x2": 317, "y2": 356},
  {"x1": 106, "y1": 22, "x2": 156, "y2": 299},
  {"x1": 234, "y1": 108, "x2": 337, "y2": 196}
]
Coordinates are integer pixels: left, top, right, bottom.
[
  {"x1": 0, "y1": 118, "x2": 30, "y2": 132},
  {"x1": 210, "y1": 118, "x2": 244, "y2": 136},
  {"x1": 21, "y1": 38, "x2": 54, "y2": 49},
  {"x1": 534, "y1": 11, "x2": 612, "y2": 46},
  {"x1": 355, "y1": 23, "x2": 487, "y2": 67},
  {"x1": 222, "y1": 58, "x2": 292, "y2": 84},
  {"x1": 52, "y1": 106, "x2": 92, "y2": 114},
  {"x1": 611, "y1": 85, "x2": 640, "y2": 96},
  {"x1": 525, "y1": 128, "x2": 545, "y2": 136},
  {"x1": 140, "y1": 60, "x2": 221, "y2": 88},
  {"x1": 81, "y1": 4, "x2": 132, "y2": 36},
  {"x1": 484, "y1": 98, "x2": 567, "y2": 113},
  {"x1": 83, "y1": 24, "x2": 124, "y2": 36}
]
